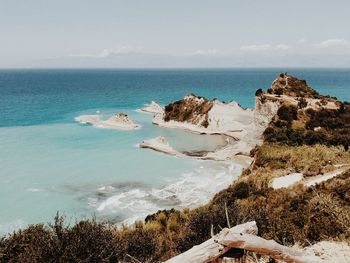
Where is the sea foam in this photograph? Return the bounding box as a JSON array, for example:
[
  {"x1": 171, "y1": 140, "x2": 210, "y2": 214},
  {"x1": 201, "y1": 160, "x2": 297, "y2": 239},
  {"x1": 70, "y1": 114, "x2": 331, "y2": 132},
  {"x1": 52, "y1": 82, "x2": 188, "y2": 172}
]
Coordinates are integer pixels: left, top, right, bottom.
[{"x1": 92, "y1": 162, "x2": 243, "y2": 225}]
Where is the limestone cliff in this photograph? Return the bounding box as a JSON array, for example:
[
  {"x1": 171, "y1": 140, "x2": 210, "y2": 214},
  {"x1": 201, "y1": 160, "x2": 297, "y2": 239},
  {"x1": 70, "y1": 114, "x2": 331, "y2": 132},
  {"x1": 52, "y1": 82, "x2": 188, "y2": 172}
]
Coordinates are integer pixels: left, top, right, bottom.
[{"x1": 155, "y1": 93, "x2": 254, "y2": 136}]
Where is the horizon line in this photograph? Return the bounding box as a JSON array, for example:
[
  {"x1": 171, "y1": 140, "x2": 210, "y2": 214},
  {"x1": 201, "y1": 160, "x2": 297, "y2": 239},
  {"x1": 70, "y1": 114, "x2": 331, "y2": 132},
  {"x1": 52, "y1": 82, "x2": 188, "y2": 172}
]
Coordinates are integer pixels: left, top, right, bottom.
[{"x1": 1, "y1": 66, "x2": 350, "y2": 70}]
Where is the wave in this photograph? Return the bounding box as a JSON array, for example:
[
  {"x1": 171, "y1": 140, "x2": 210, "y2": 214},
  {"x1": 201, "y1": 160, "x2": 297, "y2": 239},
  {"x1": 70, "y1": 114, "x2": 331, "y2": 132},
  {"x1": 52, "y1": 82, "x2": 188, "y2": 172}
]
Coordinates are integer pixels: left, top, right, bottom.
[
  {"x1": 27, "y1": 188, "x2": 44, "y2": 192},
  {"x1": 90, "y1": 161, "x2": 243, "y2": 225}
]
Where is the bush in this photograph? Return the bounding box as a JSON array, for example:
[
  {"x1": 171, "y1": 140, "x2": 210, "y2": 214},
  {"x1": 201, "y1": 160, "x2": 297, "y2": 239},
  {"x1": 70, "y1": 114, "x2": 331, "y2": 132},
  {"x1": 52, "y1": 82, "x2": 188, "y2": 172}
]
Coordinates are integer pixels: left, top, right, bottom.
[
  {"x1": 274, "y1": 88, "x2": 284, "y2": 96},
  {"x1": 265, "y1": 103, "x2": 350, "y2": 147},
  {"x1": 277, "y1": 105, "x2": 298, "y2": 122},
  {"x1": 298, "y1": 97, "x2": 308, "y2": 109},
  {"x1": 255, "y1": 88, "x2": 263, "y2": 96},
  {"x1": 233, "y1": 182, "x2": 250, "y2": 199},
  {"x1": 0, "y1": 224, "x2": 54, "y2": 263}
]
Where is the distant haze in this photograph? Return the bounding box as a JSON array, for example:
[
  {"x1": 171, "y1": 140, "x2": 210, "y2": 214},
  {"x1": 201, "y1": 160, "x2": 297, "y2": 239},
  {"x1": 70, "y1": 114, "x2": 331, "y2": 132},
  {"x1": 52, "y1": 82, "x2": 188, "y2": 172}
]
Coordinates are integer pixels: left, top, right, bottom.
[{"x1": 1, "y1": 0, "x2": 350, "y2": 68}]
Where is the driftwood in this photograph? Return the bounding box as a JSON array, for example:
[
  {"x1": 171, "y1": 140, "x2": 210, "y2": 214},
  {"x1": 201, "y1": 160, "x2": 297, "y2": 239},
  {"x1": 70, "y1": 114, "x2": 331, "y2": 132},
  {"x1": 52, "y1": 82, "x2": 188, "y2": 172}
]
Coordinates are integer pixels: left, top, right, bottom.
[
  {"x1": 217, "y1": 232, "x2": 322, "y2": 263},
  {"x1": 165, "y1": 221, "x2": 325, "y2": 263},
  {"x1": 165, "y1": 221, "x2": 257, "y2": 263}
]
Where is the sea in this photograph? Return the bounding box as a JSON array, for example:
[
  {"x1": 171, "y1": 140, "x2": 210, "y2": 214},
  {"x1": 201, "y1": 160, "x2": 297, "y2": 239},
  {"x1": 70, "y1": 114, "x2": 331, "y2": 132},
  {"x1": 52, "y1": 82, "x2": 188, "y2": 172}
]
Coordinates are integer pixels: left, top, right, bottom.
[{"x1": 0, "y1": 68, "x2": 349, "y2": 235}]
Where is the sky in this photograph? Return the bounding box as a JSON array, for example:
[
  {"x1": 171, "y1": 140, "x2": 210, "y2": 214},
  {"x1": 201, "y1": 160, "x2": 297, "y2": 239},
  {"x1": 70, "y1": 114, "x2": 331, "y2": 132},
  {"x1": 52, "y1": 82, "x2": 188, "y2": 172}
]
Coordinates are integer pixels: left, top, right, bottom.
[{"x1": 1, "y1": 0, "x2": 350, "y2": 68}]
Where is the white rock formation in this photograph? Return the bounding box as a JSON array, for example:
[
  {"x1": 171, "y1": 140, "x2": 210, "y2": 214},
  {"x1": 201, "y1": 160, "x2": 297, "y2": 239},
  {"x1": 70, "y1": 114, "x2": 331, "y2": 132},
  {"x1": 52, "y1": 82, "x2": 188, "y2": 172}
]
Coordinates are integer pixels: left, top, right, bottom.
[
  {"x1": 148, "y1": 93, "x2": 280, "y2": 160},
  {"x1": 254, "y1": 96, "x2": 280, "y2": 135},
  {"x1": 138, "y1": 101, "x2": 164, "y2": 114},
  {"x1": 75, "y1": 114, "x2": 101, "y2": 125},
  {"x1": 76, "y1": 113, "x2": 140, "y2": 130},
  {"x1": 207, "y1": 101, "x2": 254, "y2": 133},
  {"x1": 153, "y1": 98, "x2": 254, "y2": 137},
  {"x1": 139, "y1": 136, "x2": 254, "y2": 163},
  {"x1": 139, "y1": 136, "x2": 184, "y2": 157}
]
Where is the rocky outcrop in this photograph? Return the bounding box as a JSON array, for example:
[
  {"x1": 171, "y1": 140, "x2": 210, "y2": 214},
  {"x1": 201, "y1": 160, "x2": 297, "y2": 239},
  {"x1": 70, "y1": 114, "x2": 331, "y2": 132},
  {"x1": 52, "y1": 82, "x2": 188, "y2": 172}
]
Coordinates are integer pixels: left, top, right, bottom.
[
  {"x1": 75, "y1": 114, "x2": 101, "y2": 125},
  {"x1": 269, "y1": 73, "x2": 320, "y2": 98},
  {"x1": 76, "y1": 113, "x2": 140, "y2": 130},
  {"x1": 138, "y1": 101, "x2": 164, "y2": 114},
  {"x1": 139, "y1": 136, "x2": 184, "y2": 157},
  {"x1": 148, "y1": 94, "x2": 258, "y2": 160},
  {"x1": 254, "y1": 96, "x2": 281, "y2": 134},
  {"x1": 254, "y1": 73, "x2": 341, "y2": 134},
  {"x1": 139, "y1": 135, "x2": 254, "y2": 162},
  {"x1": 163, "y1": 94, "x2": 213, "y2": 127},
  {"x1": 153, "y1": 94, "x2": 254, "y2": 136},
  {"x1": 258, "y1": 74, "x2": 350, "y2": 147}
]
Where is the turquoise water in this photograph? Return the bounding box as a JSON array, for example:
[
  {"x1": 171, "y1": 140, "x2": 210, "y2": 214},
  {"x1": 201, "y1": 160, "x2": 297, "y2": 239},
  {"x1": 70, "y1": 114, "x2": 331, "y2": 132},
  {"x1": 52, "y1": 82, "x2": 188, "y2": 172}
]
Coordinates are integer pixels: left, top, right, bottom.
[{"x1": 0, "y1": 69, "x2": 349, "y2": 234}]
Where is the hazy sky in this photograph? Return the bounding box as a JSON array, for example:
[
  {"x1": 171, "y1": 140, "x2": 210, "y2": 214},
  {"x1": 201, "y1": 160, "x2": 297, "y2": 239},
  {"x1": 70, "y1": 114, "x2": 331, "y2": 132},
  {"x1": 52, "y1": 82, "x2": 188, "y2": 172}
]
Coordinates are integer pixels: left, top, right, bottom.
[{"x1": 1, "y1": 0, "x2": 350, "y2": 68}]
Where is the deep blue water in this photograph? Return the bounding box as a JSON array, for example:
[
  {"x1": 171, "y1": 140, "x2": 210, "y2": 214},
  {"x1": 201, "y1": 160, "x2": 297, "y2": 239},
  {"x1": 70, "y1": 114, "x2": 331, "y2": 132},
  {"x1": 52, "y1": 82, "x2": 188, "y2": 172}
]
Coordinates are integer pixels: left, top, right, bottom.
[
  {"x1": 0, "y1": 69, "x2": 349, "y2": 234},
  {"x1": 1, "y1": 69, "x2": 349, "y2": 127}
]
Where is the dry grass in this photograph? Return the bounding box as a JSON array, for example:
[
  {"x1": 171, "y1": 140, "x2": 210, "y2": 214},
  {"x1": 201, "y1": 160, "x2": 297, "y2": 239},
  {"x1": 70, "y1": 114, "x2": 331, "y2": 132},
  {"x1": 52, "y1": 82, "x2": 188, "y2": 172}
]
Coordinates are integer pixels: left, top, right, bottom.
[{"x1": 254, "y1": 143, "x2": 350, "y2": 176}]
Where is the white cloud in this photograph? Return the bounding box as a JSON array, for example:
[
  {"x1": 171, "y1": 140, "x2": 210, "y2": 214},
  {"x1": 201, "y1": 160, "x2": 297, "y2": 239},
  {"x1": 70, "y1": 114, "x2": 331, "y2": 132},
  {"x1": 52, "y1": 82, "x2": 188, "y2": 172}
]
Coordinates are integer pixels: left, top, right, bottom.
[
  {"x1": 297, "y1": 39, "x2": 306, "y2": 44},
  {"x1": 275, "y1": 44, "x2": 290, "y2": 50},
  {"x1": 240, "y1": 44, "x2": 290, "y2": 52},
  {"x1": 240, "y1": 44, "x2": 271, "y2": 52},
  {"x1": 313, "y1": 39, "x2": 350, "y2": 48},
  {"x1": 68, "y1": 46, "x2": 143, "y2": 58},
  {"x1": 193, "y1": 49, "x2": 218, "y2": 56}
]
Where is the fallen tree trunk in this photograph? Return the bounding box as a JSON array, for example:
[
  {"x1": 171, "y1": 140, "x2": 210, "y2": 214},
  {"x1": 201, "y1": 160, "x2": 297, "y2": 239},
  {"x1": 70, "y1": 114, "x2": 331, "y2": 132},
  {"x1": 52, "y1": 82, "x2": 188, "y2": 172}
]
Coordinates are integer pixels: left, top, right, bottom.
[
  {"x1": 217, "y1": 232, "x2": 322, "y2": 263},
  {"x1": 165, "y1": 221, "x2": 325, "y2": 263},
  {"x1": 165, "y1": 221, "x2": 257, "y2": 263}
]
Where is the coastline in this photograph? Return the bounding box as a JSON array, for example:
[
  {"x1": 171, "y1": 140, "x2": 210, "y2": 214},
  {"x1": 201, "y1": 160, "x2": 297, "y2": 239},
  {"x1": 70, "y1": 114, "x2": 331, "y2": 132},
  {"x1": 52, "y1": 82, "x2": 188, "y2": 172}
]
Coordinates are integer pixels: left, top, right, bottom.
[{"x1": 1, "y1": 71, "x2": 350, "y2": 262}]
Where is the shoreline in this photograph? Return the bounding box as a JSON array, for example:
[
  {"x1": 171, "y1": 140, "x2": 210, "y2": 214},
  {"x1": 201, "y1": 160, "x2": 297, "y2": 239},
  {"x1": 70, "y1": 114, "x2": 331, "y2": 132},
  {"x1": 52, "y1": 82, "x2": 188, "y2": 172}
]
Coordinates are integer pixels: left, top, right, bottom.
[
  {"x1": 137, "y1": 98, "x2": 261, "y2": 162},
  {"x1": 2, "y1": 72, "x2": 350, "y2": 262}
]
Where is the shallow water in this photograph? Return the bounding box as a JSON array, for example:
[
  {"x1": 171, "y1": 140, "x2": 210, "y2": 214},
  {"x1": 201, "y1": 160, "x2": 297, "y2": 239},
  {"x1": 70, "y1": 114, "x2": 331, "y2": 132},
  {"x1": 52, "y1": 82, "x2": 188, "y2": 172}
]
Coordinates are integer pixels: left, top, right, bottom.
[{"x1": 0, "y1": 69, "x2": 349, "y2": 234}]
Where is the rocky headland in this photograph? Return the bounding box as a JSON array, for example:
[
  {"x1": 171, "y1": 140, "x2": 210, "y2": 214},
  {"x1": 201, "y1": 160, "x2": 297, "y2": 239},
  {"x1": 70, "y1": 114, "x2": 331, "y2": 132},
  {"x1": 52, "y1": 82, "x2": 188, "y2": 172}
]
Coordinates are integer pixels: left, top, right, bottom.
[
  {"x1": 138, "y1": 73, "x2": 350, "y2": 262},
  {"x1": 140, "y1": 94, "x2": 258, "y2": 160}
]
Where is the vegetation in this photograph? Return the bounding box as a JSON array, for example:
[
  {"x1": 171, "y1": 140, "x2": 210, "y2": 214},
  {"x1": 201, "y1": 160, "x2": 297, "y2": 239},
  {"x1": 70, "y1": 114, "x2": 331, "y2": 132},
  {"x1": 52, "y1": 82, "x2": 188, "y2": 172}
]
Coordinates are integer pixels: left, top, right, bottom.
[
  {"x1": 270, "y1": 73, "x2": 320, "y2": 98},
  {"x1": 163, "y1": 94, "x2": 213, "y2": 127},
  {"x1": 264, "y1": 103, "x2": 350, "y2": 147},
  {"x1": 255, "y1": 88, "x2": 263, "y2": 96},
  {"x1": 254, "y1": 143, "x2": 350, "y2": 176}
]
